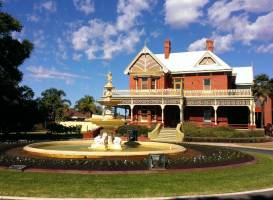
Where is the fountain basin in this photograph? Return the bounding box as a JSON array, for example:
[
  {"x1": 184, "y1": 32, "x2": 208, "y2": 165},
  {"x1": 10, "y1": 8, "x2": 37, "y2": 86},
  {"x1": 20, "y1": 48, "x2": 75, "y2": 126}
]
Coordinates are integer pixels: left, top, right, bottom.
[{"x1": 23, "y1": 140, "x2": 185, "y2": 159}]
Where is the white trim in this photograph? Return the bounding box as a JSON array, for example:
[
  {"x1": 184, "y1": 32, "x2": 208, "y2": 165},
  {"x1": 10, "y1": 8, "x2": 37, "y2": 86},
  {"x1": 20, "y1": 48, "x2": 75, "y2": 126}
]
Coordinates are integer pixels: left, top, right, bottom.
[{"x1": 124, "y1": 45, "x2": 169, "y2": 75}]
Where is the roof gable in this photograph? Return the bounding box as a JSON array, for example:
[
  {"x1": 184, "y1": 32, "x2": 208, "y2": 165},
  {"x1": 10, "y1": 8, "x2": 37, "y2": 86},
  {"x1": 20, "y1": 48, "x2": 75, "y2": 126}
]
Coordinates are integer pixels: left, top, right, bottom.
[
  {"x1": 124, "y1": 46, "x2": 169, "y2": 75},
  {"x1": 155, "y1": 50, "x2": 232, "y2": 73}
]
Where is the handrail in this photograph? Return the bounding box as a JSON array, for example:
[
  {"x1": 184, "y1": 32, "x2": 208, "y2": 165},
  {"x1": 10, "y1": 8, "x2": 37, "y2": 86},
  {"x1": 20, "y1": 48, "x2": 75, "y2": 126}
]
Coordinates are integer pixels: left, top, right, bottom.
[
  {"x1": 176, "y1": 123, "x2": 184, "y2": 142},
  {"x1": 148, "y1": 123, "x2": 162, "y2": 140},
  {"x1": 111, "y1": 88, "x2": 252, "y2": 97}
]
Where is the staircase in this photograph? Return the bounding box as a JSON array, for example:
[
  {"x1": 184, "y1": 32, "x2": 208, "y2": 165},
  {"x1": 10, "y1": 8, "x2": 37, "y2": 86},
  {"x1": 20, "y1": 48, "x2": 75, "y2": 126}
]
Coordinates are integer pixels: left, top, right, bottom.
[{"x1": 151, "y1": 128, "x2": 178, "y2": 143}]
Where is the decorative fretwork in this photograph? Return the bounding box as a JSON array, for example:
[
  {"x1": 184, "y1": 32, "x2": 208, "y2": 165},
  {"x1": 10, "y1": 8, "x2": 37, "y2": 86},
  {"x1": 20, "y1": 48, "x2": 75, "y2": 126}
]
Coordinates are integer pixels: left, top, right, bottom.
[
  {"x1": 186, "y1": 99, "x2": 251, "y2": 106},
  {"x1": 133, "y1": 98, "x2": 163, "y2": 105},
  {"x1": 163, "y1": 98, "x2": 181, "y2": 104},
  {"x1": 119, "y1": 99, "x2": 131, "y2": 104},
  {"x1": 217, "y1": 99, "x2": 251, "y2": 106},
  {"x1": 186, "y1": 99, "x2": 215, "y2": 106}
]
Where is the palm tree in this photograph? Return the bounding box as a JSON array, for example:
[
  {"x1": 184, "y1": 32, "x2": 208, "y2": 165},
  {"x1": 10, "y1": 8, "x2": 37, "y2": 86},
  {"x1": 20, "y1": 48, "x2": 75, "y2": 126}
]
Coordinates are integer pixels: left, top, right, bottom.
[
  {"x1": 40, "y1": 88, "x2": 71, "y2": 122},
  {"x1": 75, "y1": 95, "x2": 97, "y2": 117},
  {"x1": 253, "y1": 74, "x2": 273, "y2": 127}
]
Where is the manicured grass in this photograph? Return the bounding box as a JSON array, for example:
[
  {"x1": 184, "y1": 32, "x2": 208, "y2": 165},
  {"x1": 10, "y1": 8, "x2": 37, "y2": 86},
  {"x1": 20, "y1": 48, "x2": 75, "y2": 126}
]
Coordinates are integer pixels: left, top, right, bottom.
[{"x1": 0, "y1": 153, "x2": 273, "y2": 198}]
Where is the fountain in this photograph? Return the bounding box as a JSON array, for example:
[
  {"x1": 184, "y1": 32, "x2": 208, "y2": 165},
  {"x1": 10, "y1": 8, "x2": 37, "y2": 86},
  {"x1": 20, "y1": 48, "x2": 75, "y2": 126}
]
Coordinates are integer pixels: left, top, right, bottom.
[
  {"x1": 87, "y1": 72, "x2": 125, "y2": 150},
  {"x1": 23, "y1": 72, "x2": 186, "y2": 159}
]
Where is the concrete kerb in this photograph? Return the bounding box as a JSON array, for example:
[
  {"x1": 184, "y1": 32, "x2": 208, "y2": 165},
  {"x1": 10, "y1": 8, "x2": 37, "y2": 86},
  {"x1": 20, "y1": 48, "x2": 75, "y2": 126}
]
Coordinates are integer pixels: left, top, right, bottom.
[
  {"x1": 187, "y1": 142, "x2": 273, "y2": 151},
  {"x1": 1, "y1": 187, "x2": 273, "y2": 200}
]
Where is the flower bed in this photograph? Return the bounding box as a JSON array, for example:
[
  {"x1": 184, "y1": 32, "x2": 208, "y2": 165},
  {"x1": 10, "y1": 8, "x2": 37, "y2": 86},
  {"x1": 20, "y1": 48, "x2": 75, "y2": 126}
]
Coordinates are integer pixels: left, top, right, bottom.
[{"x1": 0, "y1": 143, "x2": 254, "y2": 171}]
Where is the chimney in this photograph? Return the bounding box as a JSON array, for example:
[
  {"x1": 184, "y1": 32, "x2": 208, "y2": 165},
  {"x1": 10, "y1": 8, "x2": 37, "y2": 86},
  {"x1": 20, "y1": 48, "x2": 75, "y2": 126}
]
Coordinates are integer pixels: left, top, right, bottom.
[
  {"x1": 164, "y1": 39, "x2": 171, "y2": 59},
  {"x1": 206, "y1": 39, "x2": 214, "y2": 52}
]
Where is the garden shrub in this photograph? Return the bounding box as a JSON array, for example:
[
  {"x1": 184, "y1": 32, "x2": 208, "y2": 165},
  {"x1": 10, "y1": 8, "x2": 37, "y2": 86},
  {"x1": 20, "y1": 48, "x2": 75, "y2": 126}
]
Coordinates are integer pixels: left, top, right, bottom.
[
  {"x1": 183, "y1": 122, "x2": 265, "y2": 140},
  {"x1": 116, "y1": 124, "x2": 155, "y2": 136},
  {"x1": 47, "y1": 123, "x2": 81, "y2": 134}
]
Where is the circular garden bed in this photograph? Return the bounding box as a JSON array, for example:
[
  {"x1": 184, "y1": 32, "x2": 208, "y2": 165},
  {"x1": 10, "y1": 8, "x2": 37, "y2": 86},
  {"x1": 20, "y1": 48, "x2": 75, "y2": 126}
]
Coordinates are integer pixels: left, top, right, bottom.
[{"x1": 0, "y1": 143, "x2": 254, "y2": 171}]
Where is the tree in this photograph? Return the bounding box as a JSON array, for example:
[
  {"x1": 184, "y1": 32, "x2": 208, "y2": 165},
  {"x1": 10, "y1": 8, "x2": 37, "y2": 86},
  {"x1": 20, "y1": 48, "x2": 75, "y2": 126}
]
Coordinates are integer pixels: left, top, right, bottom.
[
  {"x1": 74, "y1": 95, "x2": 101, "y2": 117},
  {"x1": 39, "y1": 88, "x2": 71, "y2": 122},
  {"x1": 0, "y1": 3, "x2": 33, "y2": 132},
  {"x1": 253, "y1": 74, "x2": 273, "y2": 127}
]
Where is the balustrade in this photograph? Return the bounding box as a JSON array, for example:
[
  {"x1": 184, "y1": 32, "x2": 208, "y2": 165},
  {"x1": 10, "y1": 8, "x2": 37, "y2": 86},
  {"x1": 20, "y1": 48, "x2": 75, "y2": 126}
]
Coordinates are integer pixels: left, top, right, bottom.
[{"x1": 111, "y1": 88, "x2": 252, "y2": 97}]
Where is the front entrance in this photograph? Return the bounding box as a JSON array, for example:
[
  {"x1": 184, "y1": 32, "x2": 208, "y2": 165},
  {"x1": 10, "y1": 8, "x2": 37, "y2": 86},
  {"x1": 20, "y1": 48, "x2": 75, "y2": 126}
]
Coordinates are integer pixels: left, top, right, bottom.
[{"x1": 164, "y1": 105, "x2": 180, "y2": 127}]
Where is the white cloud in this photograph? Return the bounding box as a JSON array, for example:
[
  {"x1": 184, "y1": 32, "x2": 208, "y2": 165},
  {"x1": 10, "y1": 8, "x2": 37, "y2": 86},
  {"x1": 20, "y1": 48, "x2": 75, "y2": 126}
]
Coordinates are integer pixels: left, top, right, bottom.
[
  {"x1": 26, "y1": 14, "x2": 39, "y2": 22},
  {"x1": 26, "y1": 65, "x2": 90, "y2": 85},
  {"x1": 71, "y1": 0, "x2": 154, "y2": 60},
  {"x1": 164, "y1": 0, "x2": 208, "y2": 28},
  {"x1": 188, "y1": 34, "x2": 233, "y2": 53},
  {"x1": 151, "y1": 30, "x2": 161, "y2": 38},
  {"x1": 72, "y1": 53, "x2": 83, "y2": 61},
  {"x1": 116, "y1": 0, "x2": 152, "y2": 31},
  {"x1": 213, "y1": 34, "x2": 234, "y2": 53},
  {"x1": 188, "y1": 37, "x2": 206, "y2": 51},
  {"x1": 256, "y1": 43, "x2": 273, "y2": 53},
  {"x1": 208, "y1": 0, "x2": 273, "y2": 45},
  {"x1": 73, "y1": 0, "x2": 94, "y2": 15},
  {"x1": 234, "y1": 12, "x2": 273, "y2": 44},
  {"x1": 34, "y1": 1, "x2": 57, "y2": 12}
]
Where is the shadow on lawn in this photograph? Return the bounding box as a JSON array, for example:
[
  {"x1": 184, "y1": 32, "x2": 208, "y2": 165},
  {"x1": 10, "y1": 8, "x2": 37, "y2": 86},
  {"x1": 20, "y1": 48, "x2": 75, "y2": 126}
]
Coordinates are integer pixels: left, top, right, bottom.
[{"x1": 172, "y1": 193, "x2": 273, "y2": 199}]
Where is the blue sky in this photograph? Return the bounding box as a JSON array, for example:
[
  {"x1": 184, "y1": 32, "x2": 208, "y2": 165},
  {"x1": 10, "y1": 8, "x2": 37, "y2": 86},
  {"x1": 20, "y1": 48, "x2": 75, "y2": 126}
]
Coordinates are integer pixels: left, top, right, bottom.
[{"x1": 3, "y1": 0, "x2": 273, "y2": 105}]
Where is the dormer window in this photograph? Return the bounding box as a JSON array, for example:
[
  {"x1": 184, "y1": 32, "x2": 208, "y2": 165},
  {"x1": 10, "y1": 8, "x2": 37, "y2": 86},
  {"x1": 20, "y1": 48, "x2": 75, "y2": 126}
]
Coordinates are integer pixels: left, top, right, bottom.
[{"x1": 199, "y1": 57, "x2": 216, "y2": 65}]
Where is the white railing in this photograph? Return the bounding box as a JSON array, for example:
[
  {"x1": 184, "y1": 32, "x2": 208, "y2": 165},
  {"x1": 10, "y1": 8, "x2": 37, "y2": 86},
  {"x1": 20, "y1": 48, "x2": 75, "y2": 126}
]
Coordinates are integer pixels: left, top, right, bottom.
[
  {"x1": 111, "y1": 89, "x2": 252, "y2": 97},
  {"x1": 183, "y1": 89, "x2": 252, "y2": 97},
  {"x1": 112, "y1": 89, "x2": 182, "y2": 97}
]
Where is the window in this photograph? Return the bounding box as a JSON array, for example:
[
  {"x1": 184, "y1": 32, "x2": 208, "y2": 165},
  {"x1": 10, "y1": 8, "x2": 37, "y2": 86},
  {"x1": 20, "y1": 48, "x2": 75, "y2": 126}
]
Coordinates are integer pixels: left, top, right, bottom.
[
  {"x1": 142, "y1": 77, "x2": 148, "y2": 89},
  {"x1": 151, "y1": 78, "x2": 156, "y2": 89},
  {"x1": 199, "y1": 57, "x2": 216, "y2": 65},
  {"x1": 203, "y1": 109, "x2": 211, "y2": 122},
  {"x1": 174, "y1": 78, "x2": 182, "y2": 89},
  {"x1": 203, "y1": 79, "x2": 211, "y2": 90}
]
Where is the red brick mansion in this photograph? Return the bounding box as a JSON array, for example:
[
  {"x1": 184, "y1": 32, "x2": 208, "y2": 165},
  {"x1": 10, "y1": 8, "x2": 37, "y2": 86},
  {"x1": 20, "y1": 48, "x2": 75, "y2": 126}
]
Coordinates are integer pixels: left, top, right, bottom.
[{"x1": 111, "y1": 39, "x2": 272, "y2": 128}]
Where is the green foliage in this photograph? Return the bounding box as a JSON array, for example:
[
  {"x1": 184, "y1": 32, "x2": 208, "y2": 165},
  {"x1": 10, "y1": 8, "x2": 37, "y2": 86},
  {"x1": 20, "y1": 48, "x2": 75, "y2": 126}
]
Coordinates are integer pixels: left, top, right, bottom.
[
  {"x1": 46, "y1": 123, "x2": 81, "y2": 134},
  {"x1": 74, "y1": 95, "x2": 101, "y2": 115},
  {"x1": 253, "y1": 73, "x2": 273, "y2": 127},
  {"x1": 39, "y1": 88, "x2": 71, "y2": 122},
  {"x1": 116, "y1": 124, "x2": 155, "y2": 136},
  {"x1": 167, "y1": 144, "x2": 253, "y2": 169},
  {"x1": 0, "y1": 5, "x2": 35, "y2": 133},
  {"x1": 183, "y1": 122, "x2": 265, "y2": 140}
]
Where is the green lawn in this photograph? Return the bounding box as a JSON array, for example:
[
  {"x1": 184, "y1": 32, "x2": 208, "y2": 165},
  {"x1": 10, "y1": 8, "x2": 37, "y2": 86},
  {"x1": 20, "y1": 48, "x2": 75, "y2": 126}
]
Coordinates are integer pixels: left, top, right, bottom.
[{"x1": 0, "y1": 153, "x2": 273, "y2": 198}]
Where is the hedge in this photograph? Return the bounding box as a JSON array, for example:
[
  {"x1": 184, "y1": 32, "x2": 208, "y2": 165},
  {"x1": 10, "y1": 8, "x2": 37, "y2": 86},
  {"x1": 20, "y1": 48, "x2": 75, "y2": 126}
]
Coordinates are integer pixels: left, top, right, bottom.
[{"x1": 183, "y1": 122, "x2": 265, "y2": 138}]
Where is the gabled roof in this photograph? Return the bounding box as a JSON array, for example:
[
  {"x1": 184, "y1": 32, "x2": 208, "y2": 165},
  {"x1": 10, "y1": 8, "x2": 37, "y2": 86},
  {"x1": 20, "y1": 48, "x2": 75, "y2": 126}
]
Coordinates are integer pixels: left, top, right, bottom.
[
  {"x1": 232, "y1": 66, "x2": 253, "y2": 85},
  {"x1": 154, "y1": 50, "x2": 232, "y2": 74},
  {"x1": 124, "y1": 46, "x2": 169, "y2": 75}
]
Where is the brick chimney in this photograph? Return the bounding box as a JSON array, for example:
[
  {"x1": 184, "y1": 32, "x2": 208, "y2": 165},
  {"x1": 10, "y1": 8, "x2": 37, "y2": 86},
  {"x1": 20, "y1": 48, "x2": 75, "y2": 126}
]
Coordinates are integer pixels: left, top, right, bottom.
[
  {"x1": 206, "y1": 39, "x2": 214, "y2": 52},
  {"x1": 164, "y1": 39, "x2": 171, "y2": 59}
]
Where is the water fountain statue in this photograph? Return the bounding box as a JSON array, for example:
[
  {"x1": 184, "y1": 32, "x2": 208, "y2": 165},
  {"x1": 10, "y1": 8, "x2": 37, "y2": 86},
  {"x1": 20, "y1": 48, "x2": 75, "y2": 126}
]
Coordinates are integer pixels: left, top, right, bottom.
[{"x1": 87, "y1": 72, "x2": 125, "y2": 150}]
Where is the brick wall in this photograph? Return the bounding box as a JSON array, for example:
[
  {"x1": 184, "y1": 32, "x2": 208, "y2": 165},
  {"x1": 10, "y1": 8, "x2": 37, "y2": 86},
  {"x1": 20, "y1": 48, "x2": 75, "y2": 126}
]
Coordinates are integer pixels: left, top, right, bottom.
[
  {"x1": 183, "y1": 73, "x2": 228, "y2": 90},
  {"x1": 129, "y1": 75, "x2": 167, "y2": 89}
]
